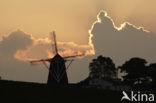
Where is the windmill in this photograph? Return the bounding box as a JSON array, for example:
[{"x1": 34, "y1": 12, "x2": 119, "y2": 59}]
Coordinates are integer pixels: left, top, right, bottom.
[{"x1": 30, "y1": 31, "x2": 84, "y2": 85}]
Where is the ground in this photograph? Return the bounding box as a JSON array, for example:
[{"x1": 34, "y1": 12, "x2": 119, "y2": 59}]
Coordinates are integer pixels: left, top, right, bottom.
[{"x1": 0, "y1": 80, "x2": 126, "y2": 103}]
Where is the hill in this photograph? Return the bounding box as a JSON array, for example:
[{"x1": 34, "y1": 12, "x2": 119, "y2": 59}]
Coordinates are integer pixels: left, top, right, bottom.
[{"x1": 0, "y1": 80, "x2": 123, "y2": 103}]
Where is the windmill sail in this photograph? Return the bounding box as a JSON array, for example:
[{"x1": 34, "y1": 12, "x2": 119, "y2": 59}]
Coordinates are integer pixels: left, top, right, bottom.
[
  {"x1": 50, "y1": 31, "x2": 58, "y2": 55},
  {"x1": 63, "y1": 53, "x2": 85, "y2": 59},
  {"x1": 30, "y1": 59, "x2": 51, "y2": 65}
]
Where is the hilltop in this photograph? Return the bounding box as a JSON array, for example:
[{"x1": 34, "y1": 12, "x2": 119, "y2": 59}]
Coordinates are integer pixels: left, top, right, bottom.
[{"x1": 0, "y1": 80, "x2": 122, "y2": 103}]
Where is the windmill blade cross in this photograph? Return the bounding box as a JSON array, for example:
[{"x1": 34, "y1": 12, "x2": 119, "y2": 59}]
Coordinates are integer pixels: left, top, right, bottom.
[
  {"x1": 30, "y1": 58, "x2": 51, "y2": 64},
  {"x1": 63, "y1": 53, "x2": 85, "y2": 59},
  {"x1": 50, "y1": 31, "x2": 58, "y2": 55}
]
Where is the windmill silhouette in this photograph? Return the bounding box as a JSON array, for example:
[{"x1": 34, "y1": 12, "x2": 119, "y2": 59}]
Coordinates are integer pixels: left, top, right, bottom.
[{"x1": 30, "y1": 31, "x2": 84, "y2": 85}]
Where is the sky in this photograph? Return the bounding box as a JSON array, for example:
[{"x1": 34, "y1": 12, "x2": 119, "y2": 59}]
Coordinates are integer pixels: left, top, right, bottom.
[
  {"x1": 0, "y1": 0, "x2": 156, "y2": 83},
  {"x1": 0, "y1": 0, "x2": 156, "y2": 44}
]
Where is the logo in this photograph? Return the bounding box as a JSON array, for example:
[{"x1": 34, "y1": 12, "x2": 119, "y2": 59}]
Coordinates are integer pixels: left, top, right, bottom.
[
  {"x1": 121, "y1": 91, "x2": 131, "y2": 101},
  {"x1": 121, "y1": 91, "x2": 155, "y2": 102}
]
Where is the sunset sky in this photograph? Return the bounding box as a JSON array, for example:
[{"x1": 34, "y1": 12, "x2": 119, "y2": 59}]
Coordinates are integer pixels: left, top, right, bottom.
[
  {"x1": 0, "y1": 0, "x2": 156, "y2": 44},
  {"x1": 0, "y1": 0, "x2": 156, "y2": 83}
]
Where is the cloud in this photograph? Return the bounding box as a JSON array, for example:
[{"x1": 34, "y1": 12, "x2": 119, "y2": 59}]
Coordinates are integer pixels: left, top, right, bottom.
[
  {"x1": 90, "y1": 10, "x2": 156, "y2": 65},
  {"x1": 14, "y1": 35, "x2": 94, "y2": 61},
  {"x1": 0, "y1": 30, "x2": 93, "y2": 83},
  {"x1": 0, "y1": 30, "x2": 33, "y2": 59},
  {"x1": 0, "y1": 30, "x2": 47, "y2": 83}
]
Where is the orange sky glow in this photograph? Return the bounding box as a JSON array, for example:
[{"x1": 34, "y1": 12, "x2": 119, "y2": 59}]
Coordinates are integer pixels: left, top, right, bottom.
[{"x1": 0, "y1": 0, "x2": 156, "y2": 45}]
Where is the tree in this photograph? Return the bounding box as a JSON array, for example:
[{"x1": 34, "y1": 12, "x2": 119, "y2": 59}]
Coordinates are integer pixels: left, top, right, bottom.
[
  {"x1": 119, "y1": 57, "x2": 149, "y2": 86},
  {"x1": 89, "y1": 55, "x2": 117, "y2": 79},
  {"x1": 148, "y1": 63, "x2": 156, "y2": 86}
]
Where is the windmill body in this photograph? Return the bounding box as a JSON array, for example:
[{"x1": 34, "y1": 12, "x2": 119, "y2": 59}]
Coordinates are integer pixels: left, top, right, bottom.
[{"x1": 48, "y1": 54, "x2": 68, "y2": 85}]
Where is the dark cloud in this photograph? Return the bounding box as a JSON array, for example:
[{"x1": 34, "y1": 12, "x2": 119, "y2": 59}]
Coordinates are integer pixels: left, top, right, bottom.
[
  {"x1": 69, "y1": 10, "x2": 156, "y2": 82},
  {"x1": 0, "y1": 30, "x2": 33, "y2": 58},
  {"x1": 91, "y1": 10, "x2": 156, "y2": 65},
  {"x1": 0, "y1": 30, "x2": 48, "y2": 83}
]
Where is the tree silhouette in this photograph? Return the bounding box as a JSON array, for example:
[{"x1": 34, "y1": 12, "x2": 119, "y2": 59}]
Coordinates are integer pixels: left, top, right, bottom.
[
  {"x1": 119, "y1": 57, "x2": 149, "y2": 86},
  {"x1": 148, "y1": 63, "x2": 156, "y2": 86},
  {"x1": 89, "y1": 55, "x2": 116, "y2": 79}
]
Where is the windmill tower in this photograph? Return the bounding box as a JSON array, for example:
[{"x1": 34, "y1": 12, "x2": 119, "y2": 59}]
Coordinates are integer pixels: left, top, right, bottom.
[{"x1": 30, "y1": 31, "x2": 84, "y2": 85}]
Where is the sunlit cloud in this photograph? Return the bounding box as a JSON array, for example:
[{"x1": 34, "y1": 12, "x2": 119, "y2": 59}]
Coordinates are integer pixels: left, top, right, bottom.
[
  {"x1": 8, "y1": 31, "x2": 94, "y2": 62},
  {"x1": 91, "y1": 10, "x2": 150, "y2": 32}
]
